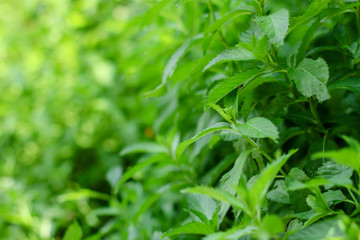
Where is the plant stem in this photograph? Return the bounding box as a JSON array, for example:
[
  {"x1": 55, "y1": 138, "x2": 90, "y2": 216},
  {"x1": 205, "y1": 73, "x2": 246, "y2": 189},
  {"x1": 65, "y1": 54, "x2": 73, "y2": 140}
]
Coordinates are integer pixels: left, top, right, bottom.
[
  {"x1": 309, "y1": 97, "x2": 324, "y2": 129},
  {"x1": 207, "y1": 0, "x2": 230, "y2": 48}
]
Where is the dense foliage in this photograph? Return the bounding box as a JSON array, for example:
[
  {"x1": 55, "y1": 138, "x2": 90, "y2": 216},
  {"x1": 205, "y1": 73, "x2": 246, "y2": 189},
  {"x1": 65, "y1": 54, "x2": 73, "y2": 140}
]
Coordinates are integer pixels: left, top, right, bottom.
[{"x1": 1, "y1": 0, "x2": 360, "y2": 239}]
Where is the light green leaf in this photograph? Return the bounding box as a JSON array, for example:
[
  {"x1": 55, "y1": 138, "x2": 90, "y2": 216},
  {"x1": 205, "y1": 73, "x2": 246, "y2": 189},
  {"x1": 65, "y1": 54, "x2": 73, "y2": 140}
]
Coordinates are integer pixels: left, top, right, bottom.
[
  {"x1": 322, "y1": 190, "x2": 346, "y2": 206},
  {"x1": 255, "y1": 9, "x2": 289, "y2": 47},
  {"x1": 205, "y1": 10, "x2": 252, "y2": 35},
  {"x1": 182, "y1": 186, "x2": 250, "y2": 214},
  {"x1": 64, "y1": 221, "x2": 82, "y2": 240},
  {"x1": 328, "y1": 78, "x2": 360, "y2": 95},
  {"x1": 176, "y1": 122, "x2": 233, "y2": 159},
  {"x1": 252, "y1": 35, "x2": 269, "y2": 61},
  {"x1": 120, "y1": 142, "x2": 168, "y2": 156},
  {"x1": 218, "y1": 150, "x2": 253, "y2": 222},
  {"x1": 205, "y1": 68, "x2": 264, "y2": 105},
  {"x1": 162, "y1": 222, "x2": 215, "y2": 238},
  {"x1": 289, "y1": 0, "x2": 331, "y2": 33},
  {"x1": 289, "y1": 58, "x2": 330, "y2": 102},
  {"x1": 248, "y1": 150, "x2": 297, "y2": 212},
  {"x1": 238, "y1": 117, "x2": 279, "y2": 141},
  {"x1": 288, "y1": 217, "x2": 346, "y2": 240},
  {"x1": 203, "y1": 225, "x2": 257, "y2": 240},
  {"x1": 203, "y1": 47, "x2": 256, "y2": 71},
  {"x1": 260, "y1": 214, "x2": 285, "y2": 235},
  {"x1": 266, "y1": 180, "x2": 290, "y2": 204},
  {"x1": 316, "y1": 161, "x2": 353, "y2": 186},
  {"x1": 187, "y1": 194, "x2": 217, "y2": 221},
  {"x1": 313, "y1": 148, "x2": 360, "y2": 171}
]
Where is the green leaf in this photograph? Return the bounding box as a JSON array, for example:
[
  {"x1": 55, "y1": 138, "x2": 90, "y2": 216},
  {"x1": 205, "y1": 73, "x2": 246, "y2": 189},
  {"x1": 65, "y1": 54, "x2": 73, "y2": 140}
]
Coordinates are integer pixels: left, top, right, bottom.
[
  {"x1": 205, "y1": 10, "x2": 252, "y2": 35},
  {"x1": 218, "y1": 150, "x2": 253, "y2": 222},
  {"x1": 266, "y1": 180, "x2": 290, "y2": 204},
  {"x1": 289, "y1": 0, "x2": 331, "y2": 33},
  {"x1": 328, "y1": 78, "x2": 360, "y2": 95},
  {"x1": 205, "y1": 68, "x2": 264, "y2": 105},
  {"x1": 176, "y1": 122, "x2": 234, "y2": 159},
  {"x1": 316, "y1": 161, "x2": 353, "y2": 186},
  {"x1": 238, "y1": 117, "x2": 279, "y2": 141},
  {"x1": 248, "y1": 150, "x2": 297, "y2": 212},
  {"x1": 260, "y1": 214, "x2": 285, "y2": 236},
  {"x1": 115, "y1": 154, "x2": 167, "y2": 193},
  {"x1": 254, "y1": 9, "x2": 289, "y2": 47},
  {"x1": 120, "y1": 142, "x2": 168, "y2": 156},
  {"x1": 182, "y1": 186, "x2": 250, "y2": 214},
  {"x1": 289, "y1": 58, "x2": 330, "y2": 102},
  {"x1": 313, "y1": 148, "x2": 360, "y2": 171},
  {"x1": 187, "y1": 194, "x2": 217, "y2": 221},
  {"x1": 322, "y1": 190, "x2": 346, "y2": 206},
  {"x1": 203, "y1": 225, "x2": 257, "y2": 240},
  {"x1": 203, "y1": 47, "x2": 256, "y2": 71},
  {"x1": 64, "y1": 221, "x2": 82, "y2": 240},
  {"x1": 252, "y1": 35, "x2": 269, "y2": 61},
  {"x1": 146, "y1": 37, "x2": 201, "y2": 97},
  {"x1": 162, "y1": 222, "x2": 215, "y2": 238},
  {"x1": 288, "y1": 217, "x2": 347, "y2": 240}
]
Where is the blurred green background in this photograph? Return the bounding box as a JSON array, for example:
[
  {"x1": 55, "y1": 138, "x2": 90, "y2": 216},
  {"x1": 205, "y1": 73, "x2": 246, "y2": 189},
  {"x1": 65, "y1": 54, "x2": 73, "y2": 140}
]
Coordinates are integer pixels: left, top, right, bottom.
[{"x1": 0, "y1": 0, "x2": 174, "y2": 239}]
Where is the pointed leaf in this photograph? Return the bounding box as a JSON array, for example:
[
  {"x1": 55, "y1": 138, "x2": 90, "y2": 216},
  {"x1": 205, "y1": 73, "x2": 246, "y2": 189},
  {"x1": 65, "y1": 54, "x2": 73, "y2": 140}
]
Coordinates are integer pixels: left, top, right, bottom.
[
  {"x1": 205, "y1": 68, "x2": 264, "y2": 105},
  {"x1": 255, "y1": 9, "x2": 289, "y2": 46},
  {"x1": 328, "y1": 78, "x2": 360, "y2": 95},
  {"x1": 64, "y1": 221, "x2": 82, "y2": 240},
  {"x1": 289, "y1": 58, "x2": 330, "y2": 102},
  {"x1": 249, "y1": 150, "x2": 297, "y2": 211},
  {"x1": 238, "y1": 117, "x2": 279, "y2": 141},
  {"x1": 203, "y1": 47, "x2": 255, "y2": 71},
  {"x1": 162, "y1": 222, "x2": 215, "y2": 238},
  {"x1": 176, "y1": 122, "x2": 234, "y2": 159}
]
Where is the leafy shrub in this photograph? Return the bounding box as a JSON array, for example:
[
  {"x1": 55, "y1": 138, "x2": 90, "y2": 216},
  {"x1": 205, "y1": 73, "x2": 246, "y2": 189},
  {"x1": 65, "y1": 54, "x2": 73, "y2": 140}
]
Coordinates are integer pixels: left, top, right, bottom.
[{"x1": 1, "y1": 0, "x2": 360, "y2": 239}]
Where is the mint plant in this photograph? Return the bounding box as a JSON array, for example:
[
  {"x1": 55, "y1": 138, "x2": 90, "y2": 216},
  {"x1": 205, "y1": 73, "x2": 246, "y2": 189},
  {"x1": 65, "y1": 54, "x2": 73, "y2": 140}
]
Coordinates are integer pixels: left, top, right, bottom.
[
  {"x1": 1, "y1": 0, "x2": 360, "y2": 239},
  {"x1": 115, "y1": 0, "x2": 360, "y2": 239}
]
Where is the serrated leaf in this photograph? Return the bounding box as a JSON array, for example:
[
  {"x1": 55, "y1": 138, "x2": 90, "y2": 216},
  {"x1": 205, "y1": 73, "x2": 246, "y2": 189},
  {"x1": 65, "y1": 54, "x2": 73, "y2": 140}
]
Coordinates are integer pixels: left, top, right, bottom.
[
  {"x1": 187, "y1": 194, "x2": 217, "y2": 221},
  {"x1": 289, "y1": 58, "x2": 330, "y2": 102},
  {"x1": 316, "y1": 161, "x2": 353, "y2": 186},
  {"x1": 238, "y1": 117, "x2": 279, "y2": 141},
  {"x1": 205, "y1": 10, "x2": 252, "y2": 35},
  {"x1": 252, "y1": 35, "x2": 269, "y2": 61},
  {"x1": 289, "y1": 0, "x2": 331, "y2": 33},
  {"x1": 176, "y1": 122, "x2": 234, "y2": 159},
  {"x1": 266, "y1": 180, "x2": 290, "y2": 204},
  {"x1": 203, "y1": 47, "x2": 256, "y2": 71},
  {"x1": 162, "y1": 222, "x2": 215, "y2": 238},
  {"x1": 205, "y1": 68, "x2": 264, "y2": 105},
  {"x1": 64, "y1": 221, "x2": 82, "y2": 240},
  {"x1": 254, "y1": 9, "x2": 289, "y2": 47},
  {"x1": 328, "y1": 78, "x2": 360, "y2": 95}
]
